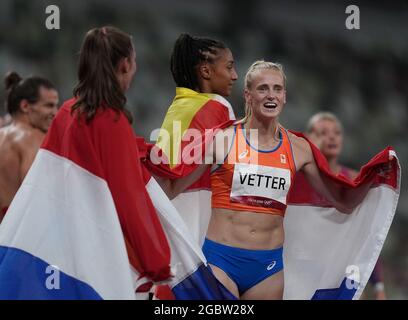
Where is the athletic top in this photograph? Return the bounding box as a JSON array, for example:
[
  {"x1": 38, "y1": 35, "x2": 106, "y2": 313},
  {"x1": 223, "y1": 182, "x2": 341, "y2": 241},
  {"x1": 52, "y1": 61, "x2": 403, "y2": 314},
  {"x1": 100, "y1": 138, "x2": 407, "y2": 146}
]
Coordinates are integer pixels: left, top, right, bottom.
[{"x1": 210, "y1": 124, "x2": 296, "y2": 216}]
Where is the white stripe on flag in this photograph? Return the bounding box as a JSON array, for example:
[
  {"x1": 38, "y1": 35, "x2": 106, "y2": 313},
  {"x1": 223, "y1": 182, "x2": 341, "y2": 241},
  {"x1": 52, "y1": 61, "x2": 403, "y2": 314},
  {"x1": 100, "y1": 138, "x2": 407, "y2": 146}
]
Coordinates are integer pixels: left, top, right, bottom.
[
  {"x1": 0, "y1": 149, "x2": 136, "y2": 299},
  {"x1": 146, "y1": 178, "x2": 207, "y2": 288},
  {"x1": 171, "y1": 190, "x2": 212, "y2": 247},
  {"x1": 283, "y1": 183, "x2": 399, "y2": 300}
]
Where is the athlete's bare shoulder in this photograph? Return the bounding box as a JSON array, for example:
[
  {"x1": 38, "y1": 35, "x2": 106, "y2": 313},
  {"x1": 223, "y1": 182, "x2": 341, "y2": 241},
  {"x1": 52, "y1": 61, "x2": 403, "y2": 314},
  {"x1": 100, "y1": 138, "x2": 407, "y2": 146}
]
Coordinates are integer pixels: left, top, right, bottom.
[
  {"x1": 286, "y1": 131, "x2": 313, "y2": 170},
  {"x1": 0, "y1": 125, "x2": 18, "y2": 151},
  {"x1": 1, "y1": 124, "x2": 44, "y2": 155},
  {"x1": 15, "y1": 125, "x2": 43, "y2": 145}
]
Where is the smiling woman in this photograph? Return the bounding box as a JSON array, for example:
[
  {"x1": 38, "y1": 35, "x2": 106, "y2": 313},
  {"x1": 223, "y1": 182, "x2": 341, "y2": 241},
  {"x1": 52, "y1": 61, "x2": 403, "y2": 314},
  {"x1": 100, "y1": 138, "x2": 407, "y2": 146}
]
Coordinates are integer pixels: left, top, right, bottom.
[
  {"x1": 154, "y1": 59, "x2": 368, "y2": 300},
  {"x1": 235, "y1": 62, "x2": 286, "y2": 135},
  {"x1": 200, "y1": 60, "x2": 372, "y2": 299},
  {"x1": 151, "y1": 61, "x2": 395, "y2": 300}
]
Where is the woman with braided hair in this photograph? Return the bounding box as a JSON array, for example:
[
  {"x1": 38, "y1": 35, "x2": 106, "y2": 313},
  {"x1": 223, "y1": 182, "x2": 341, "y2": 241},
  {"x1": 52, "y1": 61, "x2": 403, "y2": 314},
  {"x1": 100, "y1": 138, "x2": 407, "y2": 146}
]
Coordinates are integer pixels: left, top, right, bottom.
[
  {"x1": 154, "y1": 33, "x2": 238, "y2": 247},
  {"x1": 170, "y1": 33, "x2": 238, "y2": 98}
]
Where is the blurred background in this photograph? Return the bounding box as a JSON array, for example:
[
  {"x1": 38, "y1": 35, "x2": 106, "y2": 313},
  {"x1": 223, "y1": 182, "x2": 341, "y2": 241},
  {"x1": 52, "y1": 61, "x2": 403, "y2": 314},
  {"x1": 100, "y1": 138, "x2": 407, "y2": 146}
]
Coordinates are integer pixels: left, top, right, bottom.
[{"x1": 0, "y1": 0, "x2": 406, "y2": 298}]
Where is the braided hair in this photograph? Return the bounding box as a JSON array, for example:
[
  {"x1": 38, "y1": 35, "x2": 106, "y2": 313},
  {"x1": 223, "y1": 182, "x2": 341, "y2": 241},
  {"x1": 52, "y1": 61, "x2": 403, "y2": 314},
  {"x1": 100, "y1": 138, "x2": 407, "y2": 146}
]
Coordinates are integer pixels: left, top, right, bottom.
[{"x1": 170, "y1": 33, "x2": 227, "y2": 90}]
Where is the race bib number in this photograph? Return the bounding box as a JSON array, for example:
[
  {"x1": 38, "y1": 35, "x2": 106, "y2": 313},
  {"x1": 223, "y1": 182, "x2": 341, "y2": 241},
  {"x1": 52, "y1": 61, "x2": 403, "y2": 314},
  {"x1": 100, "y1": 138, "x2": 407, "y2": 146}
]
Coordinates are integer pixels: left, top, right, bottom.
[{"x1": 230, "y1": 163, "x2": 291, "y2": 208}]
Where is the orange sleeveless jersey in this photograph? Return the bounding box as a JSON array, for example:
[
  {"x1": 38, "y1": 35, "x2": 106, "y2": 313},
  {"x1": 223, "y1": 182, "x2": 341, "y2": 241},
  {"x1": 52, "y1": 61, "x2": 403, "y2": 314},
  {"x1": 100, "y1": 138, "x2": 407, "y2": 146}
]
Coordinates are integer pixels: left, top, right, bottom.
[{"x1": 210, "y1": 124, "x2": 297, "y2": 216}]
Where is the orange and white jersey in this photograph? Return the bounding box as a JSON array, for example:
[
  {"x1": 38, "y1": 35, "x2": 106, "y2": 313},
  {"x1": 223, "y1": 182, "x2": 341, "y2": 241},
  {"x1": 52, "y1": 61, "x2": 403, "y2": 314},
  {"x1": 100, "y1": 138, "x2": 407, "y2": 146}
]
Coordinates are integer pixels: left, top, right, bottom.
[{"x1": 211, "y1": 123, "x2": 296, "y2": 216}]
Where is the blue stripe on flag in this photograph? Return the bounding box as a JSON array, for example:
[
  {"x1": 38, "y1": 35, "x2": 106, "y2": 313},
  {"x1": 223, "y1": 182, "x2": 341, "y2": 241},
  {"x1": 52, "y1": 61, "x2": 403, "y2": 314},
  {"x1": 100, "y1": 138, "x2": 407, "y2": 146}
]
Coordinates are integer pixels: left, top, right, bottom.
[
  {"x1": 0, "y1": 246, "x2": 102, "y2": 300},
  {"x1": 311, "y1": 277, "x2": 357, "y2": 300},
  {"x1": 172, "y1": 264, "x2": 237, "y2": 300}
]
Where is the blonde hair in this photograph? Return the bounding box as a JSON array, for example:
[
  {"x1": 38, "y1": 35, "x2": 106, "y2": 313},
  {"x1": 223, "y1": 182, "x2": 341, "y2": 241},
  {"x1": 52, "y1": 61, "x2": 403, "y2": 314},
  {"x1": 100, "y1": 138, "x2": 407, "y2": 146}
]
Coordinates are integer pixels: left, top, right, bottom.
[
  {"x1": 235, "y1": 60, "x2": 286, "y2": 125},
  {"x1": 306, "y1": 111, "x2": 343, "y2": 133}
]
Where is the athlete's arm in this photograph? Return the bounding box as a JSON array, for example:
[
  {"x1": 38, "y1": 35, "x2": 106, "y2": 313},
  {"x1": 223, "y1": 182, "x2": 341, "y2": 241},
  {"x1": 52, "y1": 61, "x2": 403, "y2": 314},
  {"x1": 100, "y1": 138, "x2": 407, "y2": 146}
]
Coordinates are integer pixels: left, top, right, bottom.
[
  {"x1": 155, "y1": 127, "x2": 234, "y2": 200},
  {"x1": 291, "y1": 135, "x2": 354, "y2": 214},
  {"x1": 154, "y1": 163, "x2": 210, "y2": 200}
]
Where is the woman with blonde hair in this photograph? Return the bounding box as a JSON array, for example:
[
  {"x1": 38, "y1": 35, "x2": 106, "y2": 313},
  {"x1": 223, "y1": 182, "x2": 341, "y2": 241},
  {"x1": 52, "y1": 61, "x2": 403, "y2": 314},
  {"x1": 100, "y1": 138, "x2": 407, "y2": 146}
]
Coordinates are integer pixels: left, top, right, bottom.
[{"x1": 159, "y1": 60, "x2": 358, "y2": 299}]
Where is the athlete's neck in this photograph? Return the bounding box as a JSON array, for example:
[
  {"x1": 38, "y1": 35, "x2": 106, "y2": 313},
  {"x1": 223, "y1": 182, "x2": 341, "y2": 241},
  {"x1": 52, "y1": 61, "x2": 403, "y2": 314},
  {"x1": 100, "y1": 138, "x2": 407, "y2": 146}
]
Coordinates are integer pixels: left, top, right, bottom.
[
  {"x1": 11, "y1": 116, "x2": 41, "y2": 133},
  {"x1": 198, "y1": 82, "x2": 214, "y2": 95},
  {"x1": 12, "y1": 116, "x2": 31, "y2": 129},
  {"x1": 245, "y1": 116, "x2": 280, "y2": 141}
]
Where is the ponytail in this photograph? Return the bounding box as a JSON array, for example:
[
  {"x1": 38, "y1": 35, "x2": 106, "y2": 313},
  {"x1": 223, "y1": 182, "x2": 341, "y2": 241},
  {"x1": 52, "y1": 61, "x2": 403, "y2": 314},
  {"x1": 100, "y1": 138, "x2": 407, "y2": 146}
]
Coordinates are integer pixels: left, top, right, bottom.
[{"x1": 72, "y1": 26, "x2": 134, "y2": 123}]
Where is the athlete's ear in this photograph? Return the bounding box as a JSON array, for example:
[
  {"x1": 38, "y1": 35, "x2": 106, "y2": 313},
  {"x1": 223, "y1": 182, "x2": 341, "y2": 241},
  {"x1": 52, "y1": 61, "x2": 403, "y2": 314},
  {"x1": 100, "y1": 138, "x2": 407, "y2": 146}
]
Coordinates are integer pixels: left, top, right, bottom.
[
  {"x1": 244, "y1": 88, "x2": 251, "y2": 105},
  {"x1": 118, "y1": 57, "x2": 131, "y2": 74},
  {"x1": 19, "y1": 99, "x2": 30, "y2": 114},
  {"x1": 283, "y1": 89, "x2": 287, "y2": 105},
  {"x1": 199, "y1": 63, "x2": 211, "y2": 80}
]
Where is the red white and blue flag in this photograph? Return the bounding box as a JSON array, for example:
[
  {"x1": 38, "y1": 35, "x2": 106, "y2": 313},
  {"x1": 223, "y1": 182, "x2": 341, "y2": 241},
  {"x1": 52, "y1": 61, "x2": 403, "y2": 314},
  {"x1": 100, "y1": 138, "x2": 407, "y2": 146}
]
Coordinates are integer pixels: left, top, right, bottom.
[
  {"x1": 0, "y1": 97, "x2": 400, "y2": 300},
  {"x1": 148, "y1": 126, "x2": 401, "y2": 300},
  {"x1": 0, "y1": 99, "x2": 234, "y2": 300},
  {"x1": 284, "y1": 133, "x2": 400, "y2": 299}
]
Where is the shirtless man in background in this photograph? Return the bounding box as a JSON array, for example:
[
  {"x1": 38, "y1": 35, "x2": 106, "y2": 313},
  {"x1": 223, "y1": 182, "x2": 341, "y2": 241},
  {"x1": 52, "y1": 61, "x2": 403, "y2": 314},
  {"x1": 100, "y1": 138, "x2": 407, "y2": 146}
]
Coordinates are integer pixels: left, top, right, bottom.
[{"x1": 0, "y1": 72, "x2": 58, "y2": 222}]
